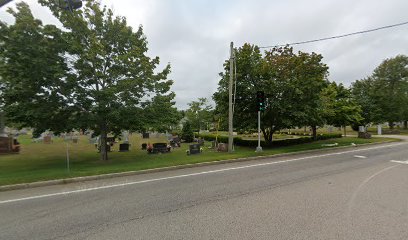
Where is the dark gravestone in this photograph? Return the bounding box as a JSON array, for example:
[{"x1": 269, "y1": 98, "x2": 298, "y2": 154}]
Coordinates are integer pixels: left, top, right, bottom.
[
  {"x1": 0, "y1": 137, "x2": 10, "y2": 153},
  {"x1": 142, "y1": 133, "x2": 149, "y2": 139},
  {"x1": 151, "y1": 143, "x2": 170, "y2": 154},
  {"x1": 141, "y1": 143, "x2": 147, "y2": 150},
  {"x1": 198, "y1": 138, "x2": 205, "y2": 146},
  {"x1": 188, "y1": 144, "x2": 201, "y2": 155},
  {"x1": 0, "y1": 136, "x2": 20, "y2": 154},
  {"x1": 170, "y1": 137, "x2": 181, "y2": 148},
  {"x1": 119, "y1": 143, "x2": 130, "y2": 152}
]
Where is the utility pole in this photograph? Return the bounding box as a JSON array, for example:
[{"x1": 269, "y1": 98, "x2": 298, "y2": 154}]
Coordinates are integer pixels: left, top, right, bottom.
[{"x1": 228, "y1": 42, "x2": 234, "y2": 153}]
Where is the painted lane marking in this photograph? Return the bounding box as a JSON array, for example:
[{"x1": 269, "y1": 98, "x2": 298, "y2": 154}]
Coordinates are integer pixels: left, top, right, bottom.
[
  {"x1": 0, "y1": 142, "x2": 405, "y2": 205},
  {"x1": 354, "y1": 155, "x2": 367, "y2": 159},
  {"x1": 390, "y1": 160, "x2": 408, "y2": 164}
]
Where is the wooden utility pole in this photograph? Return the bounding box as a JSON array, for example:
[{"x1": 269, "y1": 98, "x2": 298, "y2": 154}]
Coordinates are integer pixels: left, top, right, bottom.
[{"x1": 228, "y1": 42, "x2": 234, "y2": 152}]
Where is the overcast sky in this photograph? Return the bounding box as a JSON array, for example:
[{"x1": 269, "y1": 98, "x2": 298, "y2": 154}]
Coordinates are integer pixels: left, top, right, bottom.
[{"x1": 1, "y1": 0, "x2": 407, "y2": 109}]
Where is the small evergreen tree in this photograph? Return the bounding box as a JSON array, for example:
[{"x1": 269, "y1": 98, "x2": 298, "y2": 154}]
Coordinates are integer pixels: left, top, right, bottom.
[{"x1": 181, "y1": 121, "x2": 194, "y2": 143}]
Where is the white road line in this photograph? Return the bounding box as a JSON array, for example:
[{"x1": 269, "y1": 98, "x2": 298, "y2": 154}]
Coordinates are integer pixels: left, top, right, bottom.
[
  {"x1": 0, "y1": 142, "x2": 405, "y2": 205},
  {"x1": 390, "y1": 160, "x2": 408, "y2": 164},
  {"x1": 353, "y1": 155, "x2": 367, "y2": 159}
]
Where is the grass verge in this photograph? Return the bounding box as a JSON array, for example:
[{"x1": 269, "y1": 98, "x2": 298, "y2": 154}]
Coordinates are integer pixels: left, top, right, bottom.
[{"x1": 0, "y1": 135, "x2": 399, "y2": 186}]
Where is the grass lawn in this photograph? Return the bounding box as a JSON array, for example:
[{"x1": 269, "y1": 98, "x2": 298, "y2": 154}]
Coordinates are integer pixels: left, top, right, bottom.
[{"x1": 0, "y1": 134, "x2": 399, "y2": 186}]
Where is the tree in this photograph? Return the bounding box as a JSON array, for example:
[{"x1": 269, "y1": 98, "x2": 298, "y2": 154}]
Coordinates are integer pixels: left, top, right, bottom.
[
  {"x1": 213, "y1": 44, "x2": 329, "y2": 143},
  {"x1": 1, "y1": 0, "x2": 177, "y2": 160},
  {"x1": 181, "y1": 120, "x2": 194, "y2": 143},
  {"x1": 351, "y1": 55, "x2": 408, "y2": 128},
  {"x1": 351, "y1": 77, "x2": 378, "y2": 125},
  {"x1": 185, "y1": 97, "x2": 213, "y2": 131},
  {"x1": 324, "y1": 82, "x2": 362, "y2": 136},
  {"x1": 0, "y1": 2, "x2": 74, "y2": 137}
]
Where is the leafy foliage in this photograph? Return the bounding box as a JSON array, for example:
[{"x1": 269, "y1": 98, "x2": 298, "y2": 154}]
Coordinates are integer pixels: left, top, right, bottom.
[
  {"x1": 213, "y1": 44, "x2": 329, "y2": 143},
  {"x1": 181, "y1": 120, "x2": 194, "y2": 143},
  {"x1": 185, "y1": 97, "x2": 214, "y2": 131},
  {"x1": 351, "y1": 55, "x2": 408, "y2": 127},
  {"x1": 1, "y1": 1, "x2": 178, "y2": 160},
  {"x1": 0, "y1": 2, "x2": 73, "y2": 136}
]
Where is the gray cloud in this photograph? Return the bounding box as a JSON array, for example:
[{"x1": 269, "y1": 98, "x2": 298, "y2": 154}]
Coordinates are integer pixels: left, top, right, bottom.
[{"x1": 1, "y1": 0, "x2": 407, "y2": 109}]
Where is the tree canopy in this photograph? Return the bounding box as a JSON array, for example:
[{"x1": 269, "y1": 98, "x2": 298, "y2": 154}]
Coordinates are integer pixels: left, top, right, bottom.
[
  {"x1": 1, "y1": 1, "x2": 178, "y2": 160},
  {"x1": 213, "y1": 44, "x2": 329, "y2": 142},
  {"x1": 351, "y1": 55, "x2": 408, "y2": 127}
]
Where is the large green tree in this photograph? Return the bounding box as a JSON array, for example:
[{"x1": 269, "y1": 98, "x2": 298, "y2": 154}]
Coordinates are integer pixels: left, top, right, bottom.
[
  {"x1": 324, "y1": 82, "x2": 362, "y2": 135},
  {"x1": 213, "y1": 44, "x2": 329, "y2": 143},
  {"x1": 1, "y1": 1, "x2": 177, "y2": 160},
  {"x1": 39, "y1": 0, "x2": 176, "y2": 160},
  {"x1": 0, "y1": 2, "x2": 74, "y2": 137},
  {"x1": 351, "y1": 55, "x2": 408, "y2": 128}
]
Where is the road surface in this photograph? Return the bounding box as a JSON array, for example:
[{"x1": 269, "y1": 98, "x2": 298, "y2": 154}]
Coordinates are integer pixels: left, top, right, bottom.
[{"x1": 1, "y1": 141, "x2": 408, "y2": 239}]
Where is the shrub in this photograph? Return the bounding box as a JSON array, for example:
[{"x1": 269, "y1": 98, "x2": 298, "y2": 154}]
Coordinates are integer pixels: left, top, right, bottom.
[
  {"x1": 181, "y1": 121, "x2": 194, "y2": 143},
  {"x1": 198, "y1": 133, "x2": 342, "y2": 148}
]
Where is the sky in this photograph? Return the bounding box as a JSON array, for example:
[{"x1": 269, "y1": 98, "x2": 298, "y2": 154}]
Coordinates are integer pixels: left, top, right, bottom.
[{"x1": 1, "y1": 0, "x2": 407, "y2": 109}]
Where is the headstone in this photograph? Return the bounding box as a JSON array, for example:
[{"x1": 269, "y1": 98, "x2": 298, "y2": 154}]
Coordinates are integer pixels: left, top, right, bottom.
[
  {"x1": 122, "y1": 131, "x2": 129, "y2": 143},
  {"x1": 0, "y1": 136, "x2": 20, "y2": 153},
  {"x1": 217, "y1": 143, "x2": 228, "y2": 152},
  {"x1": 377, "y1": 125, "x2": 382, "y2": 135},
  {"x1": 142, "y1": 132, "x2": 149, "y2": 139},
  {"x1": 188, "y1": 144, "x2": 201, "y2": 155},
  {"x1": 0, "y1": 136, "x2": 10, "y2": 153},
  {"x1": 119, "y1": 143, "x2": 130, "y2": 152},
  {"x1": 328, "y1": 126, "x2": 333, "y2": 133},
  {"x1": 43, "y1": 135, "x2": 52, "y2": 144},
  {"x1": 141, "y1": 143, "x2": 147, "y2": 150}
]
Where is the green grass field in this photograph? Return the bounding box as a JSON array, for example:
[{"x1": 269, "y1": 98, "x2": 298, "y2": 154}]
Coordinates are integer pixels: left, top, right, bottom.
[{"x1": 0, "y1": 134, "x2": 398, "y2": 186}]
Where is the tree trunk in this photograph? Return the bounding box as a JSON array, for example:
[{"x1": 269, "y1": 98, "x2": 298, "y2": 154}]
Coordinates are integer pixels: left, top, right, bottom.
[
  {"x1": 404, "y1": 121, "x2": 407, "y2": 130},
  {"x1": 343, "y1": 125, "x2": 347, "y2": 137},
  {"x1": 311, "y1": 126, "x2": 317, "y2": 140},
  {"x1": 261, "y1": 127, "x2": 274, "y2": 144},
  {"x1": 0, "y1": 111, "x2": 5, "y2": 136},
  {"x1": 100, "y1": 128, "x2": 108, "y2": 161}
]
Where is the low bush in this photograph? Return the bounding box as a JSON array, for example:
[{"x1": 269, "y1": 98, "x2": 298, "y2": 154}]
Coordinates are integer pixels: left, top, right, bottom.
[{"x1": 198, "y1": 133, "x2": 342, "y2": 148}]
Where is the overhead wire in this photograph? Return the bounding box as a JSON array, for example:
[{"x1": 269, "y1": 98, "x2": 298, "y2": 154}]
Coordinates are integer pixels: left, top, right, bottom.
[{"x1": 259, "y1": 21, "x2": 408, "y2": 49}]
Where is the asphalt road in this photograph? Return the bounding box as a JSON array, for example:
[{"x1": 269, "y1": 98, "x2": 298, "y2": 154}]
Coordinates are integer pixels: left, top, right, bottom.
[{"x1": 1, "y1": 140, "x2": 408, "y2": 240}]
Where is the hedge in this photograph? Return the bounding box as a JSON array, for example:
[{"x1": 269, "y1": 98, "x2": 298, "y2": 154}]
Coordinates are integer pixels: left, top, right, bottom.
[{"x1": 197, "y1": 133, "x2": 342, "y2": 148}]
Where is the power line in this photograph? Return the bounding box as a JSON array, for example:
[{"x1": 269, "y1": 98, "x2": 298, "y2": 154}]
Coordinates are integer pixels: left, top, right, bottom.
[{"x1": 259, "y1": 21, "x2": 408, "y2": 49}]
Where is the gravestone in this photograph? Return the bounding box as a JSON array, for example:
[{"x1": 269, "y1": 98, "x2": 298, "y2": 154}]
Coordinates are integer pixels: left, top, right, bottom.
[
  {"x1": 217, "y1": 143, "x2": 228, "y2": 152},
  {"x1": 141, "y1": 143, "x2": 147, "y2": 150},
  {"x1": 188, "y1": 144, "x2": 201, "y2": 155},
  {"x1": 119, "y1": 143, "x2": 130, "y2": 152},
  {"x1": 0, "y1": 136, "x2": 20, "y2": 154},
  {"x1": 43, "y1": 135, "x2": 52, "y2": 144},
  {"x1": 122, "y1": 131, "x2": 129, "y2": 143},
  {"x1": 0, "y1": 136, "x2": 10, "y2": 153},
  {"x1": 142, "y1": 132, "x2": 149, "y2": 139},
  {"x1": 170, "y1": 137, "x2": 181, "y2": 148}
]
